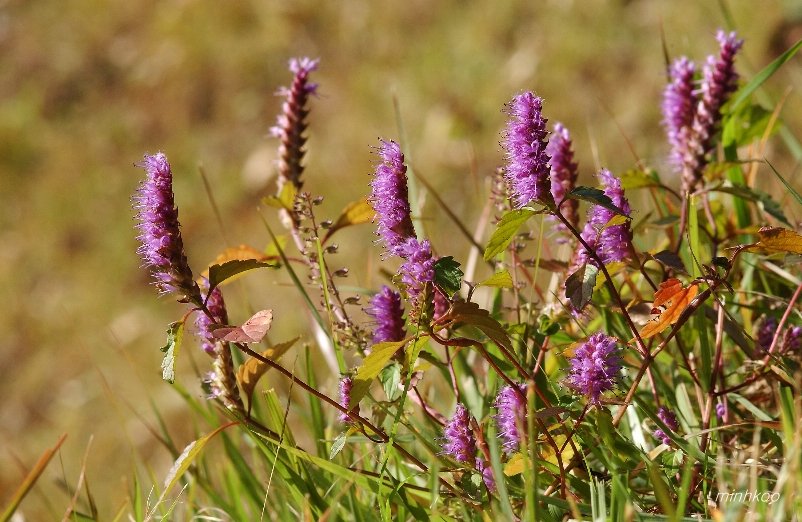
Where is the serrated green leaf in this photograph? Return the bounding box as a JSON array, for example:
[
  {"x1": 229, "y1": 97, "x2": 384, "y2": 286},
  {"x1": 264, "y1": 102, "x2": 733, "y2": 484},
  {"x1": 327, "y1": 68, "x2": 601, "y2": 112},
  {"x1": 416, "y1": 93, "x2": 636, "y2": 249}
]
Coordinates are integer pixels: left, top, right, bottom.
[
  {"x1": 208, "y1": 259, "x2": 277, "y2": 291},
  {"x1": 160, "y1": 320, "x2": 184, "y2": 384},
  {"x1": 448, "y1": 301, "x2": 512, "y2": 350},
  {"x1": 565, "y1": 263, "x2": 598, "y2": 310},
  {"x1": 568, "y1": 186, "x2": 629, "y2": 217},
  {"x1": 483, "y1": 209, "x2": 536, "y2": 260},
  {"x1": 477, "y1": 269, "x2": 514, "y2": 289},
  {"x1": 350, "y1": 339, "x2": 408, "y2": 408},
  {"x1": 433, "y1": 256, "x2": 463, "y2": 297}
]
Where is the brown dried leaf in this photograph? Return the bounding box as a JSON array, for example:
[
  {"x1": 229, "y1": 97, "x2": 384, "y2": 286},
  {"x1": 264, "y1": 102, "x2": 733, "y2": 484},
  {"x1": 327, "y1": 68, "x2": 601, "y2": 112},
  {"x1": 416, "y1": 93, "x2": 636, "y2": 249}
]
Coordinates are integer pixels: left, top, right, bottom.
[{"x1": 448, "y1": 301, "x2": 512, "y2": 350}]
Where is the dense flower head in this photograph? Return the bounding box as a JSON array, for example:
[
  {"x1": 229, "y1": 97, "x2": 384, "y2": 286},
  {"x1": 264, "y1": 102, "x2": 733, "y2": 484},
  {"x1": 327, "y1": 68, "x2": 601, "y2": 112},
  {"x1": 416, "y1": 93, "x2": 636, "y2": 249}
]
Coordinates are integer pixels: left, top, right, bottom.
[
  {"x1": 684, "y1": 30, "x2": 743, "y2": 192},
  {"x1": 369, "y1": 140, "x2": 417, "y2": 256},
  {"x1": 653, "y1": 406, "x2": 680, "y2": 446},
  {"x1": 502, "y1": 92, "x2": 552, "y2": 208},
  {"x1": 566, "y1": 333, "x2": 622, "y2": 404},
  {"x1": 546, "y1": 122, "x2": 579, "y2": 236},
  {"x1": 494, "y1": 383, "x2": 527, "y2": 454},
  {"x1": 398, "y1": 238, "x2": 436, "y2": 305},
  {"x1": 433, "y1": 288, "x2": 450, "y2": 321},
  {"x1": 783, "y1": 326, "x2": 802, "y2": 352},
  {"x1": 134, "y1": 152, "x2": 198, "y2": 300},
  {"x1": 366, "y1": 286, "x2": 406, "y2": 344},
  {"x1": 442, "y1": 403, "x2": 477, "y2": 463},
  {"x1": 195, "y1": 282, "x2": 229, "y2": 355},
  {"x1": 662, "y1": 57, "x2": 697, "y2": 171},
  {"x1": 576, "y1": 169, "x2": 632, "y2": 267},
  {"x1": 338, "y1": 376, "x2": 354, "y2": 423},
  {"x1": 715, "y1": 402, "x2": 727, "y2": 421},
  {"x1": 270, "y1": 57, "x2": 319, "y2": 191}
]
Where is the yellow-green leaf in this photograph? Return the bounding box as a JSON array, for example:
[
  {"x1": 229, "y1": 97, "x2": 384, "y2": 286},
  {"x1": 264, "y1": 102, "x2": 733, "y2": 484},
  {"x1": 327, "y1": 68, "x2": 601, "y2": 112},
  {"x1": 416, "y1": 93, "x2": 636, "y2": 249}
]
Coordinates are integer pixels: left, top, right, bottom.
[
  {"x1": 262, "y1": 183, "x2": 297, "y2": 211},
  {"x1": 483, "y1": 209, "x2": 536, "y2": 261},
  {"x1": 350, "y1": 338, "x2": 409, "y2": 408},
  {"x1": 503, "y1": 452, "x2": 524, "y2": 476},
  {"x1": 477, "y1": 270, "x2": 514, "y2": 289},
  {"x1": 237, "y1": 337, "x2": 299, "y2": 405},
  {"x1": 323, "y1": 198, "x2": 375, "y2": 244},
  {"x1": 745, "y1": 226, "x2": 802, "y2": 255}
]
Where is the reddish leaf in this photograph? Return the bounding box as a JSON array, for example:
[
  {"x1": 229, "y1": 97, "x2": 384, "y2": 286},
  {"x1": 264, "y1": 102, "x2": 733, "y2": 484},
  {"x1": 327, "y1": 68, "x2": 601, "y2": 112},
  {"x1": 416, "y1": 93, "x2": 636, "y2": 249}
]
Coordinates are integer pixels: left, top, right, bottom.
[{"x1": 641, "y1": 279, "x2": 699, "y2": 339}]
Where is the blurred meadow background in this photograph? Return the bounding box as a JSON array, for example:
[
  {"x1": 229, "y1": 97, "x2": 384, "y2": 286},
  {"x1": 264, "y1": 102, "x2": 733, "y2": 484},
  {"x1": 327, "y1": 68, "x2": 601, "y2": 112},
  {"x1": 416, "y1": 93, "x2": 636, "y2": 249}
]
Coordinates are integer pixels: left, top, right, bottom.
[{"x1": 2, "y1": 0, "x2": 802, "y2": 517}]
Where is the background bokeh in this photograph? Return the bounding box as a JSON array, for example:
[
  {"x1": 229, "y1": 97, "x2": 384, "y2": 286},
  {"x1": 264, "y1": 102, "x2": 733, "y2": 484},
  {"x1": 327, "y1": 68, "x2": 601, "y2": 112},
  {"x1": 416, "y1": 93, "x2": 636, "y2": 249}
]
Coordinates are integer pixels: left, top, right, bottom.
[{"x1": 2, "y1": 0, "x2": 801, "y2": 517}]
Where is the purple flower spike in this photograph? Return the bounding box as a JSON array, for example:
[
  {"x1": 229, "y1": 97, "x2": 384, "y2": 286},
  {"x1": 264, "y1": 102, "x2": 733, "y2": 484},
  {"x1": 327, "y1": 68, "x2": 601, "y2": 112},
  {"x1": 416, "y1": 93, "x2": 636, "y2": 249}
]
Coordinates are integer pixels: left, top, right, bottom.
[
  {"x1": 684, "y1": 30, "x2": 743, "y2": 193},
  {"x1": 576, "y1": 169, "x2": 632, "y2": 267},
  {"x1": 662, "y1": 57, "x2": 697, "y2": 172},
  {"x1": 476, "y1": 458, "x2": 497, "y2": 492},
  {"x1": 566, "y1": 333, "x2": 622, "y2": 405},
  {"x1": 398, "y1": 238, "x2": 436, "y2": 305},
  {"x1": 546, "y1": 122, "x2": 579, "y2": 237},
  {"x1": 782, "y1": 325, "x2": 802, "y2": 353},
  {"x1": 270, "y1": 57, "x2": 319, "y2": 191},
  {"x1": 195, "y1": 282, "x2": 229, "y2": 355},
  {"x1": 653, "y1": 406, "x2": 680, "y2": 446},
  {"x1": 369, "y1": 140, "x2": 417, "y2": 255},
  {"x1": 134, "y1": 152, "x2": 199, "y2": 301},
  {"x1": 442, "y1": 403, "x2": 477, "y2": 464},
  {"x1": 502, "y1": 92, "x2": 552, "y2": 208},
  {"x1": 756, "y1": 316, "x2": 778, "y2": 352},
  {"x1": 367, "y1": 286, "x2": 406, "y2": 344},
  {"x1": 339, "y1": 376, "x2": 354, "y2": 423},
  {"x1": 494, "y1": 383, "x2": 527, "y2": 454}
]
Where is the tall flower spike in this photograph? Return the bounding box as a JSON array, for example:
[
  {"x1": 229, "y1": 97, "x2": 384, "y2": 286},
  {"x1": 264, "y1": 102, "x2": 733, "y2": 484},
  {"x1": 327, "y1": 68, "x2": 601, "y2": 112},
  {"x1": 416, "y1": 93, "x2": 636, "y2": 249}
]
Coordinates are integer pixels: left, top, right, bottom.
[
  {"x1": 755, "y1": 316, "x2": 778, "y2": 352},
  {"x1": 397, "y1": 238, "x2": 436, "y2": 309},
  {"x1": 441, "y1": 403, "x2": 477, "y2": 464},
  {"x1": 366, "y1": 286, "x2": 406, "y2": 344},
  {"x1": 546, "y1": 122, "x2": 579, "y2": 238},
  {"x1": 684, "y1": 30, "x2": 743, "y2": 193},
  {"x1": 270, "y1": 57, "x2": 319, "y2": 193},
  {"x1": 566, "y1": 333, "x2": 622, "y2": 405},
  {"x1": 662, "y1": 57, "x2": 697, "y2": 173},
  {"x1": 575, "y1": 169, "x2": 632, "y2": 268},
  {"x1": 653, "y1": 406, "x2": 680, "y2": 446},
  {"x1": 195, "y1": 281, "x2": 228, "y2": 355},
  {"x1": 494, "y1": 383, "x2": 527, "y2": 454},
  {"x1": 134, "y1": 152, "x2": 200, "y2": 302},
  {"x1": 369, "y1": 140, "x2": 416, "y2": 256},
  {"x1": 502, "y1": 92, "x2": 552, "y2": 208}
]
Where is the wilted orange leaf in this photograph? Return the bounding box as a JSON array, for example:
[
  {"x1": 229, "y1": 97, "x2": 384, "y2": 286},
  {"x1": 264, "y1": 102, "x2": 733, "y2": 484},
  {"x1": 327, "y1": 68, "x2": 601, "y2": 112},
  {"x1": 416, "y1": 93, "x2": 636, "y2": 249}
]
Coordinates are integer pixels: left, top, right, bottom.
[
  {"x1": 745, "y1": 226, "x2": 802, "y2": 255},
  {"x1": 641, "y1": 279, "x2": 699, "y2": 339}
]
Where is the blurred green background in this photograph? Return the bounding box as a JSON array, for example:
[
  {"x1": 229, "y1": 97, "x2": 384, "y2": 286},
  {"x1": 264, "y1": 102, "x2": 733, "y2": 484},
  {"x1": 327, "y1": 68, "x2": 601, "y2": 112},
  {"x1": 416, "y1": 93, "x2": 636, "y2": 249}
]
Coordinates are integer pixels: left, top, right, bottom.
[{"x1": 2, "y1": 0, "x2": 801, "y2": 517}]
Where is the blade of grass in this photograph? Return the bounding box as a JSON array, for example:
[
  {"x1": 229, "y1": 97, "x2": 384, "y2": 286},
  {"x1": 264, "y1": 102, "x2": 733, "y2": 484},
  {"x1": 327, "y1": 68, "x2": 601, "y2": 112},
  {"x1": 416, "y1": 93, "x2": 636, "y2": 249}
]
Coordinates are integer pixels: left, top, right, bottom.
[{"x1": 1, "y1": 434, "x2": 67, "y2": 522}]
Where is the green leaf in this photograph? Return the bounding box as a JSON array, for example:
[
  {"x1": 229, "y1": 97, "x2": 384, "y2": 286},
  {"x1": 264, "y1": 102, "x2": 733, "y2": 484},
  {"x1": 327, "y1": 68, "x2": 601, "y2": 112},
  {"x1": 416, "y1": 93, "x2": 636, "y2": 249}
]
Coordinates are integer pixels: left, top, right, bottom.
[
  {"x1": 476, "y1": 269, "x2": 514, "y2": 289},
  {"x1": 350, "y1": 339, "x2": 408, "y2": 408},
  {"x1": 261, "y1": 182, "x2": 297, "y2": 211},
  {"x1": 766, "y1": 158, "x2": 802, "y2": 209},
  {"x1": 448, "y1": 301, "x2": 512, "y2": 350},
  {"x1": 722, "y1": 103, "x2": 776, "y2": 146},
  {"x1": 160, "y1": 320, "x2": 184, "y2": 384},
  {"x1": 208, "y1": 259, "x2": 277, "y2": 291},
  {"x1": 567, "y1": 186, "x2": 629, "y2": 217},
  {"x1": 711, "y1": 184, "x2": 790, "y2": 226},
  {"x1": 483, "y1": 209, "x2": 536, "y2": 260},
  {"x1": 565, "y1": 263, "x2": 598, "y2": 310},
  {"x1": 728, "y1": 37, "x2": 802, "y2": 113},
  {"x1": 329, "y1": 431, "x2": 348, "y2": 460},
  {"x1": 379, "y1": 363, "x2": 402, "y2": 401},
  {"x1": 433, "y1": 256, "x2": 463, "y2": 297},
  {"x1": 620, "y1": 169, "x2": 660, "y2": 190}
]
